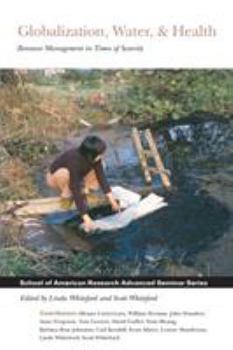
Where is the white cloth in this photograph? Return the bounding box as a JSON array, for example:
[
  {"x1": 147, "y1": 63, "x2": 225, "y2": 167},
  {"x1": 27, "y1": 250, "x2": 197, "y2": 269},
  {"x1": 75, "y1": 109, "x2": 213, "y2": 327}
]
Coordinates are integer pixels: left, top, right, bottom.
[
  {"x1": 111, "y1": 186, "x2": 141, "y2": 208},
  {"x1": 81, "y1": 186, "x2": 168, "y2": 232}
]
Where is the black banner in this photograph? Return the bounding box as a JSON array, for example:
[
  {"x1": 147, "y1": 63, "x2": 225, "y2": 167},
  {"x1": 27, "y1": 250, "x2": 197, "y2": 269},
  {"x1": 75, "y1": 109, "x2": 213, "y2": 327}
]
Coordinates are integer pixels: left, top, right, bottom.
[{"x1": 0, "y1": 277, "x2": 233, "y2": 288}]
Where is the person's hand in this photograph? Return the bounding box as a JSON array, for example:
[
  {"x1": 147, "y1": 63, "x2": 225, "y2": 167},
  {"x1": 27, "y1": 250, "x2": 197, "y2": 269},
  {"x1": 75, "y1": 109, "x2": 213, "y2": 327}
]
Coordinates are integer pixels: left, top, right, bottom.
[
  {"x1": 106, "y1": 192, "x2": 121, "y2": 213},
  {"x1": 82, "y1": 214, "x2": 96, "y2": 233},
  {"x1": 110, "y1": 199, "x2": 121, "y2": 213}
]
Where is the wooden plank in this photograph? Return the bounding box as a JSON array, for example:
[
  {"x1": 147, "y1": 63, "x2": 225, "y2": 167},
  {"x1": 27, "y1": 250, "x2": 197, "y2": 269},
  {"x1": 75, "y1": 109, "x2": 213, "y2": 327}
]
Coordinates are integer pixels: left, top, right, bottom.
[
  {"x1": 131, "y1": 127, "x2": 152, "y2": 184},
  {"x1": 143, "y1": 150, "x2": 154, "y2": 158},
  {"x1": 5, "y1": 187, "x2": 153, "y2": 217},
  {"x1": 6, "y1": 193, "x2": 108, "y2": 217},
  {"x1": 148, "y1": 167, "x2": 160, "y2": 175},
  {"x1": 145, "y1": 129, "x2": 171, "y2": 189}
]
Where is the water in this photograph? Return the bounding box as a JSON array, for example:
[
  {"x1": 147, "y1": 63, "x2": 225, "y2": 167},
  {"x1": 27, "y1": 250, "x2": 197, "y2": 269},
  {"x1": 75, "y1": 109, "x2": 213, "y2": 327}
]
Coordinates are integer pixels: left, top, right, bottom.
[{"x1": 22, "y1": 118, "x2": 233, "y2": 276}]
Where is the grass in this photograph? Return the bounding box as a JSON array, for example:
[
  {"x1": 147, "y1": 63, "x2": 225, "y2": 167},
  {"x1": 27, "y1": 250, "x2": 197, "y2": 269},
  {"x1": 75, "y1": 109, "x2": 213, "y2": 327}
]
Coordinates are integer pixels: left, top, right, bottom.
[
  {"x1": 0, "y1": 158, "x2": 38, "y2": 200},
  {"x1": 0, "y1": 84, "x2": 78, "y2": 143},
  {"x1": 0, "y1": 82, "x2": 79, "y2": 202}
]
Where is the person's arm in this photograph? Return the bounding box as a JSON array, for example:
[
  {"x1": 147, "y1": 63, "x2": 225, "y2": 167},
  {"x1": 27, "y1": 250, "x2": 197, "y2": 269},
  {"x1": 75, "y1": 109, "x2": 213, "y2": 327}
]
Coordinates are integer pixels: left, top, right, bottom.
[{"x1": 94, "y1": 161, "x2": 121, "y2": 212}]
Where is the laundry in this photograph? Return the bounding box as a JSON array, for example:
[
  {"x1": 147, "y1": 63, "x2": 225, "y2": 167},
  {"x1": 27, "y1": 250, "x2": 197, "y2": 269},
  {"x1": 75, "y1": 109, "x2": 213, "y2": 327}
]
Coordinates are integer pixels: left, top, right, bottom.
[
  {"x1": 81, "y1": 186, "x2": 168, "y2": 232},
  {"x1": 111, "y1": 186, "x2": 141, "y2": 208}
]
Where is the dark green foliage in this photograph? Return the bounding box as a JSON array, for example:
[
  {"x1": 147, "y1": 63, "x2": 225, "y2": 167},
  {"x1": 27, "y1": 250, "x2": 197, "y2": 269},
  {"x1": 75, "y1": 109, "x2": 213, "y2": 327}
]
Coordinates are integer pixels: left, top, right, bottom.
[{"x1": 108, "y1": 70, "x2": 233, "y2": 123}]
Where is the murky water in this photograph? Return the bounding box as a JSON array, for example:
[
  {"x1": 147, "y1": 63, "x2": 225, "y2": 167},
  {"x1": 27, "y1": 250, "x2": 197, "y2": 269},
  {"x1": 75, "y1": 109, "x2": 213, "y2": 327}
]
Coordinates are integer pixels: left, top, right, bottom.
[{"x1": 20, "y1": 117, "x2": 233, "y2": 276}]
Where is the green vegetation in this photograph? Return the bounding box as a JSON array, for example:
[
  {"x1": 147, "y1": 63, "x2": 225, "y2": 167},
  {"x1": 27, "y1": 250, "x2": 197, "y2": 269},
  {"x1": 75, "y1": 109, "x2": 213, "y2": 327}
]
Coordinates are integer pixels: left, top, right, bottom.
[
  {"x1": 108, "y1": 70, "x2": 233, "y2": 122},
  {"x1": 0, "y1": 245, "x2": 177, "y2": 277},
  {"x1": 1, "y1": 70, "x2": 232, "y2": 144},
  {"x1": 51, "y1": 69, "x2": 233, "y2": 123}
]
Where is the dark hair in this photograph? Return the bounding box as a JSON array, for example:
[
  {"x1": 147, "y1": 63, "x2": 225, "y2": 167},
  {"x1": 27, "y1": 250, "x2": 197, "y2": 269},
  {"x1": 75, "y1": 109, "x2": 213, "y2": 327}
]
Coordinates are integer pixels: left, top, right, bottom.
[{"x1": 79, "y1": 135, "x2": 107, "y2": 162}]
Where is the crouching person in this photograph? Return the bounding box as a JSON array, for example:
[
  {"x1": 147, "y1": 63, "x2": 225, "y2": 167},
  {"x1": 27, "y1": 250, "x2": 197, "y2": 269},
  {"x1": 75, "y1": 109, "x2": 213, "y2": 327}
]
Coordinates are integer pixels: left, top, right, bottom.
[{"x1": 46, "y1": 135, "x2": 120, "y2": 232}]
